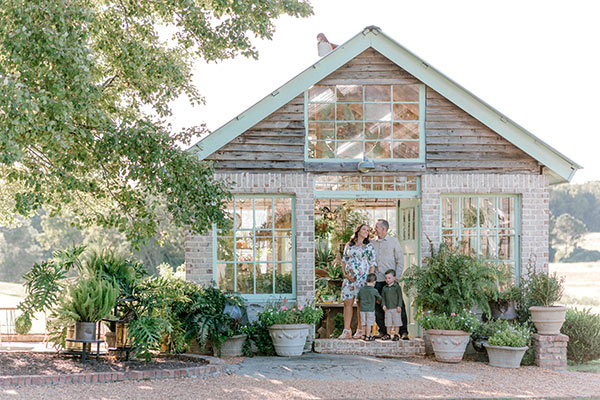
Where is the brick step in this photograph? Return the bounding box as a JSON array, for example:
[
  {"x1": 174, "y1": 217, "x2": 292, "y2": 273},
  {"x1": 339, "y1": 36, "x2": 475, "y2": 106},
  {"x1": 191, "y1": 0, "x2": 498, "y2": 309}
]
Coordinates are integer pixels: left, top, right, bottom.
[{"x1": 314, "y1": 338, "x2": 425, "y2": 357}]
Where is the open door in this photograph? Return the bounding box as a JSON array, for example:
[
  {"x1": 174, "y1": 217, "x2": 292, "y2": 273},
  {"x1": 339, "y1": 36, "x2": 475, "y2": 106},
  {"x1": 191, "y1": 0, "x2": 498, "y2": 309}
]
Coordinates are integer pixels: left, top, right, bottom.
[{"x1": 398, "y1": 199, "x2": 421, "y2": 337}]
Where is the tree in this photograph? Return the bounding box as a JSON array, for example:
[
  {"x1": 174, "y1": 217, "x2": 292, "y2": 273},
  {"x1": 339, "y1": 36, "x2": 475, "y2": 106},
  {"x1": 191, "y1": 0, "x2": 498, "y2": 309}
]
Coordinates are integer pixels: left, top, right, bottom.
[
  {"x1": 0, "y1": 0, "x2": 313, "y2": 245},
  {"x1": 552, "y1": 213, "x2": 587, "y2": 258}
]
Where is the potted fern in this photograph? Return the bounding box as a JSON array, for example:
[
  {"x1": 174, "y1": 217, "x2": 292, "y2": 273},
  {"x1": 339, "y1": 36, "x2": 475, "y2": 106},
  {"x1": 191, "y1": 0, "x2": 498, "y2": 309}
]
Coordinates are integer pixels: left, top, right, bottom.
[{"x1": 59, "y1": 276, "x2": 119, "y2": 341}]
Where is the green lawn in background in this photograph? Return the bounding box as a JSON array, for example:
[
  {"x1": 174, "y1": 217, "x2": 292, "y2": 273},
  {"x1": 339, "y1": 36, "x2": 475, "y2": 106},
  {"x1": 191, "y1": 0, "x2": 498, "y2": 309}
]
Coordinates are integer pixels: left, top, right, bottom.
[{"x1": 568, "y1": 359, "x2": 600, "y2": 373}]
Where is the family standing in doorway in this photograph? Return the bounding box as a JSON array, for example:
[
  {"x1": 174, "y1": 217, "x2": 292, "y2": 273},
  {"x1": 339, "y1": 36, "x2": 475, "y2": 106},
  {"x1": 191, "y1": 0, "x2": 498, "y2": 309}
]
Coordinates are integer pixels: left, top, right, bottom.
[{"x1": 337, "y1": 219, "x2": 409, "y2": 341}]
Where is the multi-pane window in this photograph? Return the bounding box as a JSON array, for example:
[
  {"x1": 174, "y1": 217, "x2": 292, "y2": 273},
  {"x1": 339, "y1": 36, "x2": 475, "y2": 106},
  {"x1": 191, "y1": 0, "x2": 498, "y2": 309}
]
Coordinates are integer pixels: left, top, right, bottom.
[
  {"x1": 214, "y1": 196, "x2": 295, "y2": 298},
  {"x1": 314, "y1": 175, "x2": 418, "y2": 193},
  {"x1": 441, "y1": 195, "x2": 520, "y2": 277},
  {"x1": 307, "y1": 84, "x2": 422, "y2": 160}
]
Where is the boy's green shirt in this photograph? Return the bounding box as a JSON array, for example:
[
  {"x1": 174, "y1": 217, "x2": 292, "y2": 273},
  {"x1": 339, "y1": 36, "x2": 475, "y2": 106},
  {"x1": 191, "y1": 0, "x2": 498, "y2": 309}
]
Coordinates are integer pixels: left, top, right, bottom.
[
  {"x1": 382, "y1": 281, "x2": 403, "y2": 309},
  {"x1": 357, "y1": 285, "x2": 382, "y2": 312}
]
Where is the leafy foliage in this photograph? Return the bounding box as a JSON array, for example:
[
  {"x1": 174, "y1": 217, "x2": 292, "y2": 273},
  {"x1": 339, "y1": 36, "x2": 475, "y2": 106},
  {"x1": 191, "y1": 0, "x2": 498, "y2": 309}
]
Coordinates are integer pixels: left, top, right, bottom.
[
  {"x1": 58, "y1": 276, "x2": 119, "y2": 322},
  {"x1": 561, "y1": 308, "x2": 600, "y2": 364},
  {"x1": 0, "y1": 0, "x2": 312, "y2": 245},
  {"x1": 487, "y1": 323, "x2": 531, "y2": 348},
  {"x1": 419, "y1": 310, "x2": 479, "y2": 333},
  {"x1": 258, "y1": 302, "x2": 323, "y2": 325},
  {"x1": 523, "y1": 270, "x2": 564, "y2": 307},
  {"x1": 402, "y1": 241, "x2": 500, "y2": 317}
]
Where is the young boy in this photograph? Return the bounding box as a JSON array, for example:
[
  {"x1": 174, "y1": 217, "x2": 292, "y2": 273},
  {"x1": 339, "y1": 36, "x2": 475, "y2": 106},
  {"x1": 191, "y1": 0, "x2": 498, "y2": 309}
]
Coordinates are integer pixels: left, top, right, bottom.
[
  {"x1": 382, "y1": 269, "x2": 403, "y2": 341},
  {"x1": 357, "y1": 273, "x2": 381, "y2": 341}
]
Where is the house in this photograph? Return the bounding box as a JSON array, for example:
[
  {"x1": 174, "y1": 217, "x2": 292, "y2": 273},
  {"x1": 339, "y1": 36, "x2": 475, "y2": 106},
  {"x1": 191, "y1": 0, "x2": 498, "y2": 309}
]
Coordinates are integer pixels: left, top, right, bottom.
[{"x1": 184, "y1": 26, "x2": 580, "y2": 332}]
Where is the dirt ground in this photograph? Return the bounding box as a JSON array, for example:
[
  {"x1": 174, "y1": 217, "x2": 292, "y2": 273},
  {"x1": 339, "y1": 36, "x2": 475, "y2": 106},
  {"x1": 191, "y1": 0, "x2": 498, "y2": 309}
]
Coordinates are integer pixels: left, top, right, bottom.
[{"x1": 1, "y1": 356, "x2": 599, "y2": 400}]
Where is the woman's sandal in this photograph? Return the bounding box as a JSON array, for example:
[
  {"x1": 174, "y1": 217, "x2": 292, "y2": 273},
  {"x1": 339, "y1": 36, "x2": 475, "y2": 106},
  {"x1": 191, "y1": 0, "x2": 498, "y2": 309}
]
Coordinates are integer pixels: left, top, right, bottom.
[
  {"x1": 338, "y1": 329, "x2": 352, "y2": 340},
  {"x1": 353, "y1": 329, "x2": 364, "y2": 339},
  {"x1": 381, "y1": 334, "x2": 392, "y2": 341},
  {"x1": 360, "y1": 335, "x2": 368, "y2": 341}
]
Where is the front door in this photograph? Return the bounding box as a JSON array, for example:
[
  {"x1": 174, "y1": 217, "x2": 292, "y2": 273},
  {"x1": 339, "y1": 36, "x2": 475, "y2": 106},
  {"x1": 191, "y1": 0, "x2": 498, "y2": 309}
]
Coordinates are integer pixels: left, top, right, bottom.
[{"x1": 397, "y1": 199, "x2": 421, "y2": 337}]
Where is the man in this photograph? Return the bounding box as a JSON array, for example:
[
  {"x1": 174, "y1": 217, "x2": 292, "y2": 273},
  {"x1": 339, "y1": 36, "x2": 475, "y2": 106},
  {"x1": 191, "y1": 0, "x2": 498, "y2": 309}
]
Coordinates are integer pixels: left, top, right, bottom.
[{"x1": 372, "y1": 219, "x2": 409, "y2": 340}]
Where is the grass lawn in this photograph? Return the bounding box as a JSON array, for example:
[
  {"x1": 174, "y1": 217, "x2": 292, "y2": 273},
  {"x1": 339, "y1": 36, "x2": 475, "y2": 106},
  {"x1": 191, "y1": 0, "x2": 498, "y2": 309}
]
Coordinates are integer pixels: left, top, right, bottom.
[
  {"x1": 549, "y1": 261, "x2": 600, "y2": 315},
  {"x1": 568, "y1": 359, "x2": 600, "y2": 373}
]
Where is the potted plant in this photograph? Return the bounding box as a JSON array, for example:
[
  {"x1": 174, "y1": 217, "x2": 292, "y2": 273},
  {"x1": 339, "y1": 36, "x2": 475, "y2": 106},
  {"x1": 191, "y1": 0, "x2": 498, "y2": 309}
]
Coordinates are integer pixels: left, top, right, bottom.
[
  {"x1": 524, "y1": 268, "x2": 566, "y2": 334},
  {"x1": 258, "y1": 302, "x2": 323, "y2": 356},
  {"x1": 419, "y1": 310, "x2": 479, "y2": 363},
  {"x1": 59, "y1": 276, "x2": 119, "y2": 341},
  {"x1": 471, "y1": 319, "x2": 510, "y2": 353},
  {"x1": 402, "y1": 241, "x2": 501, "y2": 319},
  {"x1": 218, "y1": 300, "x2": 249, "y2": 357},
  {"x1": 484, "y1": 322, "x2": 531, "y2": 368},
  {"x1": 488, "y1": 284, "x2": 521, "y2": 321}
]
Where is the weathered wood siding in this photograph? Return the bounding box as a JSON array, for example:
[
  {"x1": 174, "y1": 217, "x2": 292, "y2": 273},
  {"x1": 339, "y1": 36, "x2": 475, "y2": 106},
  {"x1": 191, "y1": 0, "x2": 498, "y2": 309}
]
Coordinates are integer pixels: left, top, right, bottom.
[
  {"x1": 425, "y1": 89, "x2": 539, "y2": 173},
  {"x1": 206, "y1": 48, "x2": 540, "y2": 174}
]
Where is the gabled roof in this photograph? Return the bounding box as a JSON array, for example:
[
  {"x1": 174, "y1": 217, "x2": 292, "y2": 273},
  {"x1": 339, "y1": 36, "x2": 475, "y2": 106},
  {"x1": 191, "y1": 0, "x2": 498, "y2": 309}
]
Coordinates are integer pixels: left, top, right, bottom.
[{"x1": 188, "y1": 26, "x2": 581, "y2": 184}]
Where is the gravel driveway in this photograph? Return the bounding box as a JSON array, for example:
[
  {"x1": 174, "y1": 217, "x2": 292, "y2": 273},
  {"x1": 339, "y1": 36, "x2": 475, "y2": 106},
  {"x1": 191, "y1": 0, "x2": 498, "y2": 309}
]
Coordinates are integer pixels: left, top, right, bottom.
[{"x1": 2, "y1": 354, "x2": 600, "y2": 399}]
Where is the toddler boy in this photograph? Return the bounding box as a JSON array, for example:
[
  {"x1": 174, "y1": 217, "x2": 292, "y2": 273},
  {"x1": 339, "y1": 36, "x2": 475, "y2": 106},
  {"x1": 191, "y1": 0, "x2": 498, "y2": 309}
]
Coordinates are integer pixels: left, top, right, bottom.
[
  {"x1": 357, "y1": 273, "x2": 381, "y2": 341},
  {"x1": 382, "y1": 269, "x2": 403, "y2": 341}
]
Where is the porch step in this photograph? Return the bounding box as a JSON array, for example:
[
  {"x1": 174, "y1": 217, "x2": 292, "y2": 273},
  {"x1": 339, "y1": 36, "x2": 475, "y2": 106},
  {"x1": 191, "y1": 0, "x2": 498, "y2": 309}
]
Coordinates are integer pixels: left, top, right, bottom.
[{"x1": 313, "y1": 338, "x2": 425, "y2": 357}]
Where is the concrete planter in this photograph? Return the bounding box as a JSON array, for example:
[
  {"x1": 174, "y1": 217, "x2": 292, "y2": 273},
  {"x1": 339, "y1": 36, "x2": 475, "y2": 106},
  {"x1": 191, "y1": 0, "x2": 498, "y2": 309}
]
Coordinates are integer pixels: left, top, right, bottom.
[
  {"x1": 75, "y1": 322, "x2": 97, "y2": 341},
  {"x1": 269, "y1": 324, "x2": 309, "y2": 356},
  {"x1": 220, "y1": 334, "x2": 247, "y2": 357},
  {"x1": 484, "y1": 343, "x2": 528, "y2": 368},
  {"x1": 426, "y1": 329, "x2": 471, "y2": 363},
  {"x1": 529, "y1": 306, "x2": 567, "y2": 335}
]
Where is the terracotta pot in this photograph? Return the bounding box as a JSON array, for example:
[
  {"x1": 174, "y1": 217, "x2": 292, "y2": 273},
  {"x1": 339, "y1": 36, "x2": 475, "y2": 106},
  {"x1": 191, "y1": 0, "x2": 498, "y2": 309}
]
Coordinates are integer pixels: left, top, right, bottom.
[
  {"x1": 484, "y1": 344, "x2": 528, "y2": 368},
  {"x1": 426, "y1": 329, "x2": 471, "y2": 363},
  {"x1": 529, "y1": 305, "x2": 567, "y2": 335},
  {"x1": 268, "y1": 324, "x2": 309, "y2": 357}
]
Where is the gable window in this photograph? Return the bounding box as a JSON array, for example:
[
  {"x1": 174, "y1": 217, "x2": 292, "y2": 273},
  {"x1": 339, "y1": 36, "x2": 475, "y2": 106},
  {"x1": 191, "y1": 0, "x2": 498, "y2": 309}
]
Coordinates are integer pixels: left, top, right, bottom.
[
  {"x1": 306, "y1": 84, "x2": 424, "y2": 161},
  {"x1": 214, "y1": 195, "x2": 295, "y2": 300},
  {"x1": 440, "y1": 195, "x2": 521, "y2": 281}
]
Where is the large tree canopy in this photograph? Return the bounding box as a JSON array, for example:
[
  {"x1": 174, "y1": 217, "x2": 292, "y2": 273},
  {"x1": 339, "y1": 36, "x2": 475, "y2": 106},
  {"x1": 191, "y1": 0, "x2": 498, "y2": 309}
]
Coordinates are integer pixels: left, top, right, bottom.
[{"x1": 0, "y1": 0, "x2": 312, "y2": 244}]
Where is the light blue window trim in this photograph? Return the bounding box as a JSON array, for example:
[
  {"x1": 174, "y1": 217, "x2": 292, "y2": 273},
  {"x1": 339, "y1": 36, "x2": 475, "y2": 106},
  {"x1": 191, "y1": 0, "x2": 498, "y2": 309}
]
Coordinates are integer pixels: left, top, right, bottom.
[
  {"x1": 304, "y1": 84, "x2": 426, "y2": 163},
  {"x1": 314, "y1": 175, "x2": 420, "y2": 199},
  {"x1": 439, "y1": 194, "x2": 522, "y2": 284},
  {"x1": 212, "y1": 194, "x2": 297, "y2": 302}
]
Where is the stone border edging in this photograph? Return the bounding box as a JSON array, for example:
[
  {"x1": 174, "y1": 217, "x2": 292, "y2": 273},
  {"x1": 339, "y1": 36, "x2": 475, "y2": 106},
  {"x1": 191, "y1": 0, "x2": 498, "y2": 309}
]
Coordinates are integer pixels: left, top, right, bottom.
[{"x1": 0, "y1": 354, "x2": 226, "y2": 387}]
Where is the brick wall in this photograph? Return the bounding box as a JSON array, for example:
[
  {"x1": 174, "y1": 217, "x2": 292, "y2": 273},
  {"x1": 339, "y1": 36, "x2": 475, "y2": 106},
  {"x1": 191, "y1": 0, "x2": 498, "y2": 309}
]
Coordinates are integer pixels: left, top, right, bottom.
[
  {"x1": 185, "y1": 172, "x2": 315, "y2": 306},
  {"x1": 421, "y1": 173, "x2": 550, "y2": 275}
]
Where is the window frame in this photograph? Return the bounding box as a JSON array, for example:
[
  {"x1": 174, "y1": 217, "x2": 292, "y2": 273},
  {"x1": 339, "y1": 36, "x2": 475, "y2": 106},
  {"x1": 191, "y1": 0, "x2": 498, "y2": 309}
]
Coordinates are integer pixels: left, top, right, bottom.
[
  {"x1": 304, "y1": 84, "x2": 426, "y2": 162},
  {"x1": 439, "y1": 194, "x2": 521, "y2": 284},
  {"x1": 212, "y1": 194, "x2": 297, "y2": 302}
]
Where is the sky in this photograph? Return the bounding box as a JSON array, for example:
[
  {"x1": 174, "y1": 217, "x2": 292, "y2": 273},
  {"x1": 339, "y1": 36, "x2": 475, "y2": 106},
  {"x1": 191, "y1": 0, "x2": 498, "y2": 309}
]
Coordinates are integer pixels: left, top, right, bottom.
[{"x1": 168, "y1": 0, "x2": 600, "y2": 184}]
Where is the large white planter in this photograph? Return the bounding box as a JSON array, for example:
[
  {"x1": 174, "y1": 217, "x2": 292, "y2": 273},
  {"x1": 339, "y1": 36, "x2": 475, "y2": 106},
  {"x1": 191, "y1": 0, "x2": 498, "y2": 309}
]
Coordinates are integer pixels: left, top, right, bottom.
[
  {"x1": 219, "y1": 334, "x2": 247, "y2": 357},
  {"x1": 529, "y1": 305, "x2": 567, "y2": 335},
  {"x1": 268, "y1": 324, "x2": 309, "y2": 357},
  {"x1": 484, "y1": 343, "x2": 528, "y2": 368},
  {"x1": 426, "y1": 329, "x2": 471, "y2": 363}
]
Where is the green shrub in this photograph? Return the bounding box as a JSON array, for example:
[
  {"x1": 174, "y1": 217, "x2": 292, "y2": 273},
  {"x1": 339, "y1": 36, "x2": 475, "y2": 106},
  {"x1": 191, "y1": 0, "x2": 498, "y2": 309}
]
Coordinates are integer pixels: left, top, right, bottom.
[
  {"x1": 418, "y1": 310, "x2": 479, "y2": 333},
  {"x1": 525, "y1": 270, "x2": 564, "y2": 307},
  {"x1": 402, "y1": 241, "x2": 500, "y2": 317},
  {"x1": 487, "y1": 323, "x2": 531, "y2": 348},
  {"x1": 561, "y1": 308, "x2": 600, "y2": 364}
]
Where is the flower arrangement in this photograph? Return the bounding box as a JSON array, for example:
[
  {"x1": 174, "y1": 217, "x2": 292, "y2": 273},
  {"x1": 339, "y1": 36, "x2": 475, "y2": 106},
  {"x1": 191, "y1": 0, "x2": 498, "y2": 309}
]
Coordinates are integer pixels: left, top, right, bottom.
[
  {"x1": 487, "y1": 322, "x2": 531, "y2": 348},
  {"x1": 418, "y1": 310, "x2": 479, "y2": 333},
  {"x1": 258, "y1": 301, "x2": 323, "y2": 326}
]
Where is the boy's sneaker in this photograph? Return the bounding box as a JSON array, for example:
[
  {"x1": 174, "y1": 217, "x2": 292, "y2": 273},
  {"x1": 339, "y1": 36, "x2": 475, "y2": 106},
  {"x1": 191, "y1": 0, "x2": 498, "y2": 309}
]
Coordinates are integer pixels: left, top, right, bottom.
[{"x1": 392, "y1": 334, "x2": 400, "y2": 341}]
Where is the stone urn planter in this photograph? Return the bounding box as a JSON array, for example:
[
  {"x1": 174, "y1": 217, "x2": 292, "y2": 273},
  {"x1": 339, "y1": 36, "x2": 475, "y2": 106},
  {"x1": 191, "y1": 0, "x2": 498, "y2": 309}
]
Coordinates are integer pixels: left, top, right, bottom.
[
  {"x1": 268, "y1": 324, "x2": 310, "y2": 356},
  {"x1": 529, "y1": 306, "x2": 567, "y2": 335},
  {"x1": 484, "y1": 343, "x2": 528, "y2": 368},
  {"x1": 75, "y1": 321, "x2": 97, "y2": 341},
  {"x1": 219, "y1": 334, "x2": 247, "y2": 357},
  {"x1": 426, "y1": 329, "x2": 471, "y2": 363}
]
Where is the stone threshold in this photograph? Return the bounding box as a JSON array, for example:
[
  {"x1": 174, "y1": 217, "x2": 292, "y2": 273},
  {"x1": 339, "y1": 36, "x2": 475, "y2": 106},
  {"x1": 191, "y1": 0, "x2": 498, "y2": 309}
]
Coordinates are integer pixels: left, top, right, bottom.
[
  {"x1": 314, "y1": 338, "x2": 426, "y2": 357},
  {"x1": 0, "y1": 354, "x2": 225, "y2": 387}
]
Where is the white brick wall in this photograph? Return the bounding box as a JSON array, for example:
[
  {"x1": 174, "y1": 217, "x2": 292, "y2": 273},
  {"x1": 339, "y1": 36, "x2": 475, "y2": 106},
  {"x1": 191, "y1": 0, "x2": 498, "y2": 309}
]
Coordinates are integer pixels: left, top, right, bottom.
[
  {"x1": 185, "y1": 172, "x2": 315, "y2": 305},
  {"x1": 421, "y1": 173, "x2": 550, "y2": 275}
]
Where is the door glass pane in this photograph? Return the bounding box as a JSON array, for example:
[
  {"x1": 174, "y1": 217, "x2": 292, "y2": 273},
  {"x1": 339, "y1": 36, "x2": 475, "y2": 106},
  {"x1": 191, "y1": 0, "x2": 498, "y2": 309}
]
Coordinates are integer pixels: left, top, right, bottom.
[
  {"x1": 276, "y1": 263, "x2": 294, "y2": 294},
  {"x1": 336, "y1": 141, "x2": 363, "y2": 159},
  {"x1": 393, "y1": 103, "x2": 419, "y2": 120},
  {"x1": 365, "y1": 141, "x2": 391, "y2": 159},
  {"x1": 393, "y1": 123, "x2": 419, "y2": 139},
  {"x1": 337, "y1": 103, "x2": 363, "y2": 121},
  {"x1": 365, "y1": 103, "x2": 391, "y2": 121},
  {"x1": 365, "y1": 122, "x2": 391, "y2": 140},
  {"x1": 337, "y1": 122, "x2": 363, "y2": 140}
]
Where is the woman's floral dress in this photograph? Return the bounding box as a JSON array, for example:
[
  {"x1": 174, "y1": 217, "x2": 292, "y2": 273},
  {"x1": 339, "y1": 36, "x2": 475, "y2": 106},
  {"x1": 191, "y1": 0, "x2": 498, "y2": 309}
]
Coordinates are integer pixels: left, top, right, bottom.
[{"x1": 341, "y1": 242, "x2": 377, "y2": 301}]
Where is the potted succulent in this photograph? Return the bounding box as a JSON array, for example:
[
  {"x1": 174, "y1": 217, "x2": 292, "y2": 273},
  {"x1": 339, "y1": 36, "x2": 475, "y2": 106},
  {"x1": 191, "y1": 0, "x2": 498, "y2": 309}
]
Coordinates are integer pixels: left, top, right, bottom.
[
  {"x1": 484, "y1": 322, "x2": 531, "y2": 368},
  {"x1": 59, "y1": 276, "x2": 119, "y2": 341},
  {"x1": 419, "y1": 310, "x2": 479, "y2": 363},
  {"x1": 524, "y1": 269, "x2": 566, "y2": 334},
  {"x1": 258, "y1": 302, "x2": 323, "y2": 356}
]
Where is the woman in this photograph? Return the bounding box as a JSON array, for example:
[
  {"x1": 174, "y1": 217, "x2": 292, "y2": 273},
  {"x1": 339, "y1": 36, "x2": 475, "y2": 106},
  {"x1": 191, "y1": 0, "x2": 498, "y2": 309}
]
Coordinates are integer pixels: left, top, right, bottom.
[{"x1": 338, "y1": 224, "x2": 377, "y2": 339}]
